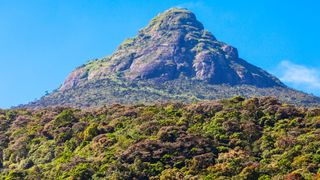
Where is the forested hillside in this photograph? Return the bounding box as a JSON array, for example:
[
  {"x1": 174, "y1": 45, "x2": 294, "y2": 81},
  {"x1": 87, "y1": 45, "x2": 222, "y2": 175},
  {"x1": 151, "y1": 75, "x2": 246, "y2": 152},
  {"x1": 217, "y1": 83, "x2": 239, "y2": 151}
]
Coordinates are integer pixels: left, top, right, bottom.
[
  {"x1": 1, "y1": 97, "x2": 320, "y2": 179},
  {"x1": 22, "y1": 78, "x2": 320, "y2": 108}
]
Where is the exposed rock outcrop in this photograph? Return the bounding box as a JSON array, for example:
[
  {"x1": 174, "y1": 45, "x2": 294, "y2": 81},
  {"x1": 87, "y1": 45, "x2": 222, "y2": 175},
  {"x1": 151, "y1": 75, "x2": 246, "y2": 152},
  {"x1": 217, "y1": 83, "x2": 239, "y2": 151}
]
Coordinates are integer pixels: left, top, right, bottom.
[{"x1": 60, "y1": 8, "x2": 284, "y2": 91}]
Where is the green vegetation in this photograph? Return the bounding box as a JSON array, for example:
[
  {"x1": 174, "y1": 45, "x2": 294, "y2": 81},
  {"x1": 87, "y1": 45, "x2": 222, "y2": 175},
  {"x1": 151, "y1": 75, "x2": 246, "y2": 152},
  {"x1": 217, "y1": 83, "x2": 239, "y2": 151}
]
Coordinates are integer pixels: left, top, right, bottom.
[
  {"x1": 2, "y1": 97, "x2": 320, "y2": 179},
  {"x1": 118, "y1": 38, "x2": 134, "y2": 49},
  {"x1": 22, "y1": 77, "x2": 320, "y2": 108}
]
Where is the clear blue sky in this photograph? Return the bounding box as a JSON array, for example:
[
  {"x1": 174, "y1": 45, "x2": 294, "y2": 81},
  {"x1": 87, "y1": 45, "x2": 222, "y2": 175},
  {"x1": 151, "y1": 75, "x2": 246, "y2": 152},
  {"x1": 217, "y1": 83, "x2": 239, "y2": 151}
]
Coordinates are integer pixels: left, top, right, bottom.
[{"x1": 1, "y1": 0, "x2": 320, "y2": 108}]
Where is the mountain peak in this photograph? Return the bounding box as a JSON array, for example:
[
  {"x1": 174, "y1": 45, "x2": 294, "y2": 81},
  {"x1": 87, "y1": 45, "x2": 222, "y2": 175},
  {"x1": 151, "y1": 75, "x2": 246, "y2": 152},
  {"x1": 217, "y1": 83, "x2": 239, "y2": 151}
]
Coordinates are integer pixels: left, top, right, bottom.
[
  {"x1": 142, "y1": 8, "x2": 204, "y2": 33},
  {"x1": 60, "y1": 8, "x2": 284, "y2": 91},
  {"x1": 19, "y1": 8, "x2": 320, "y2": 109}
]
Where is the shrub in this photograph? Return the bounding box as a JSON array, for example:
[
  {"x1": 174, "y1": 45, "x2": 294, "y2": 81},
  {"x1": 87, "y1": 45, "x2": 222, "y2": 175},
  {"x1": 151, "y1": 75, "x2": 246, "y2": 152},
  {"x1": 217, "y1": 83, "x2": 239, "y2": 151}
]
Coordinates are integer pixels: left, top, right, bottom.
[
  {"x1": 69, "y1": 163, "x2": 95, "y2": 180},
  {"x1": 53, "y1": 110, "x2": 77, "y2": 127},
  {"x1": 83, "y1": 123, "x2": 99, "y2": 141}
]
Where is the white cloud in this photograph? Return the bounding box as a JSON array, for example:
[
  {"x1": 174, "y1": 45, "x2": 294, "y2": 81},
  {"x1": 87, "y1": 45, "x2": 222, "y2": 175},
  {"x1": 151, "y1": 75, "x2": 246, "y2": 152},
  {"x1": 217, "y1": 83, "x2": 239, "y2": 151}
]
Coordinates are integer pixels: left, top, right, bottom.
[
  {"x1": 275, "y1": 60, "x2": 320, "y2": 95},
  {"x1": 175, "y1": 1, "x2": 207, "y2": 11}
]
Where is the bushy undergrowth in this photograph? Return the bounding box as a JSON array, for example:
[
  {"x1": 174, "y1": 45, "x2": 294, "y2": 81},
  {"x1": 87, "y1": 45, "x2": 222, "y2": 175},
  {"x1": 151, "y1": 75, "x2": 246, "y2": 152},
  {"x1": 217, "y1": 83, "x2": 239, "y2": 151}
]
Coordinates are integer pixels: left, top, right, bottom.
[
  {"x1": 1, "y1": 97, "x2": 320, "y2": 179},
  {"x1": 21, "y1": 78, "x2": 320, "y2": 108}
]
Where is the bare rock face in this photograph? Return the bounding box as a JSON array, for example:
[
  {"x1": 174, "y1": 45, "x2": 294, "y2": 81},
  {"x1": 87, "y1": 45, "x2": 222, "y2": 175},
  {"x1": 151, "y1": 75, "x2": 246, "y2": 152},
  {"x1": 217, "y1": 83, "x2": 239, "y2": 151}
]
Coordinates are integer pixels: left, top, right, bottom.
[{"x1": 60, "y1": 8, "x2": 284, "y2": 91}]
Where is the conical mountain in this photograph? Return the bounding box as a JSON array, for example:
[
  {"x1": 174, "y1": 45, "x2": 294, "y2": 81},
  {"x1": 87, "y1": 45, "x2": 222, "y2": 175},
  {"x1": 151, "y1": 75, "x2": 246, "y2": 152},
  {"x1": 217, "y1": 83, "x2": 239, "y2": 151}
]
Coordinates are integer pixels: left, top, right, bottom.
[
  {"x1": 22, "y1": 8, "x2": 320, "y2": 108},
  {"x1": 61, "y1": 8, "x2": 283, "y2": 91}
]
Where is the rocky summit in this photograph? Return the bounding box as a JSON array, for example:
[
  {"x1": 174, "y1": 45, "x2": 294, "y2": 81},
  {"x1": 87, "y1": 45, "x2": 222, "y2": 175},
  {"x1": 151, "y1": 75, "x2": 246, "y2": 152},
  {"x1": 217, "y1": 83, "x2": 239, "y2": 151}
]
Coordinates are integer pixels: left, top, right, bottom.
[
  {"x1": 61, "y1": 8, "x2": 283, "y2": 91},
  {"x1": 21, "y1": 8, "x2": 320, "y2": 108}
]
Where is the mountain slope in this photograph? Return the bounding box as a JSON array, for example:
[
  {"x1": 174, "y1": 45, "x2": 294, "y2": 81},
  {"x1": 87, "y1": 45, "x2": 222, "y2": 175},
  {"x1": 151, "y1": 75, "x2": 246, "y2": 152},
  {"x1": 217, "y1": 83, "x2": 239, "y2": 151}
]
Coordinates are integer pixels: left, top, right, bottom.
[
  {"x1": 25, "y1": 78, "x2": 320, "y2": 108},
  {"x1": 61, "y1": 8, "x2": 284, "y2": 91},
  {"x1": 21, "y1": 8, "x2": 320, "y2": 108},
  {"x1": 2, "y1": 97, "x2": 320, "y2": 179}
]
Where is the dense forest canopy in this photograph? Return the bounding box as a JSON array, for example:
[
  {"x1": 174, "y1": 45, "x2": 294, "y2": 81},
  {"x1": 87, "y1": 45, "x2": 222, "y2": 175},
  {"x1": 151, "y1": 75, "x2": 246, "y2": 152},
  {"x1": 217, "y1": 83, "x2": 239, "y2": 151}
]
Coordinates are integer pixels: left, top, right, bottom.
[{"x1": 1, "y1": 97, "x2": 320, "y2": 179}]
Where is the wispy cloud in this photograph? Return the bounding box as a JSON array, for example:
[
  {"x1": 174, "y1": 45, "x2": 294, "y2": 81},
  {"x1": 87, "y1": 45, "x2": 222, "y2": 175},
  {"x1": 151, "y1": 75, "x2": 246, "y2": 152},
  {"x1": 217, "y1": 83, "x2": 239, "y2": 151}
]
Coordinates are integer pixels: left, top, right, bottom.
[
  {"x1": 175, "y1": 1, "x2": 205, "y2": 9},
  {"x1": 274, "y1": 60, "x2": 320, "y2": 95},
  {"x1": 175, "y1": 1, "x2": 210, "y2": 12}
]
